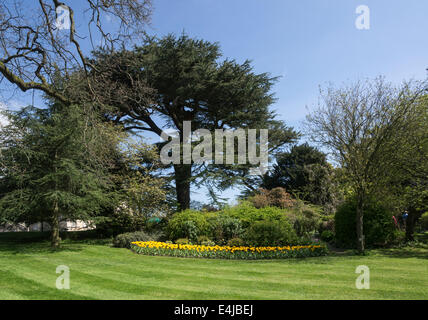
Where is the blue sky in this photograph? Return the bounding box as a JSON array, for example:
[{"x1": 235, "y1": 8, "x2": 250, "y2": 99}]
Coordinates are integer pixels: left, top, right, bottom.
[
  {"x1": 1, "y1": 0, "x2": 427, "y2": 205},
  {"x1": 146, "y1": 0, "x2": 428, "y2": 204},
  {"x1": 148, "y1": 0, "x2": 427, "y2": 130}
]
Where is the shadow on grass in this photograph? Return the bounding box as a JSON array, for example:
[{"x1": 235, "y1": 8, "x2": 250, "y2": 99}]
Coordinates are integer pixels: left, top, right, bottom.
[
  {"x1": 0, "y1": 232, "x2": 112, "y2": 255},
  {"x1": 0, "y1": 241, "x2": 86, "y2": 255},
  {"x1": 376, "y1": 246, "x2": 428, "y2": 260},
  {"x1": 415, "y1": 232, "x2": 428, "y2": 243}
]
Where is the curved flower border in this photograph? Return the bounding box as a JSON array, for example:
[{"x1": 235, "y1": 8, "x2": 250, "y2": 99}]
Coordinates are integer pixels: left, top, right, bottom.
[{"x1": 130, "y1": 241, "x2": 328, "y2": 260}]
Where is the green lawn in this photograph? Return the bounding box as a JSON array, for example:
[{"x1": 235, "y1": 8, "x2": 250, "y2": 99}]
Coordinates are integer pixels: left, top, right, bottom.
[{"x1": 0, "y1": 233, "x2": 427, "y2": 300}]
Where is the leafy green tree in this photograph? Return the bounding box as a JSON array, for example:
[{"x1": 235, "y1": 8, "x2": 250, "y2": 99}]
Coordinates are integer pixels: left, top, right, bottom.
[
  {"x1": 89, "y1": 34, "x2": 297, "y2": 210},
  {"x1": 115, "y1": 139, "x2": 169, "y2": 224},
  {"x1": 0, "y1": 104, "x2": 119, "y2": 247},
  {"x1": 378, "y1": 94, "x2": 428, "y2": 240},
  {"x1": 305, "y1": 78, "x2": 427, "y2": 252},
  {"x1": 261, "y1": 143, "x2": 339, "y2": 211}
]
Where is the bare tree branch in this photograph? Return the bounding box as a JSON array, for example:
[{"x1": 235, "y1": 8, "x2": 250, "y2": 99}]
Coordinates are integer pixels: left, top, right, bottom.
[{"x1": 0, "y1": 0, "x2": 152, "y2": 104}]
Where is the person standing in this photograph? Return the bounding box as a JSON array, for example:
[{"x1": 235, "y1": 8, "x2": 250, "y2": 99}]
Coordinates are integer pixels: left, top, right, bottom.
[{"x1": 402, "y1": 210, "x2": 409, "y2": 230}]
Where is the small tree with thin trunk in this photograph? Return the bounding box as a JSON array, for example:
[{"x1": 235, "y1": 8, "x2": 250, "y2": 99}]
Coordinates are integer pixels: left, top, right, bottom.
[{"x1": 305, "y1": 77, "x2": 427, "y2": 252}]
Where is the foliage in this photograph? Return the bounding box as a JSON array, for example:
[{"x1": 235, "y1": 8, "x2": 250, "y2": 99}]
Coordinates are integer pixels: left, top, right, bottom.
[
  {"x1": 200, "y1": 239, "x2": 216, "y2": 246},
  {"x1": 335, "y1": 197, "x2": 396, "y2": 248},
  {"x1": 227, "y1": 238, "x2": 245, "y2": 247},
  {"x1": 243, "y1": 218, "x2": 297, "y2": 247},
  {"x1": 249, "y1": 188, "x2": 295, "y2": 209},
  {"x1": 262, "y1": 144, "x2": 340, "y2": 211},
  {"x1": 91, "y1": 33, "x2": 298, "y2": 210},
  {"x1": 166, "y1": 203, "x2": 319, "y2": 247},
  {"x1": 305, "y1": 78, "x2": 427, "y2": 251},
  {"x1": 220, "y1": 202, "x2": 287, "y2": 228},
  {"x1": 206, "y1": 214, "x2": 244, "y2": 244},
  {"x1": 166, "y1": 210, "x2": 210, "y2": 242},
  {"x1": 113, "y1": 230, "x2": 163, "y2": 248},
  {"x1": 285, "y1": 208, "x2": 322, "y2": 238},
  {"x1": 131, "y1": 241, "x2": 327, "y2": 260},
  {"x1": 0, "y1": 104, "x2": 120, "y2": 247},
  {"x1": 196, "y1": 235, "x2": 211, "y2": 244},
  {"x1": 320, "y1": 230, "x2": 334, "y2": 243},
  {"x1": 114, "y1": 139, "x2": 169, "y2": 225},
  {"x1": 376, "y1": 95, "x2": 428, "y2": 240},
  {"x1": 94, "y1": 210, "x2": 146, "y2": 237},
  {"x1": 175, "y1": 238, "x2": 190, "y2": 245},
  {"x1": 420, "y1": 212, "x2": 428, "y2": 231},
  {"x1": 318, "y1": 215, "x2": 335, "y2": 233}
]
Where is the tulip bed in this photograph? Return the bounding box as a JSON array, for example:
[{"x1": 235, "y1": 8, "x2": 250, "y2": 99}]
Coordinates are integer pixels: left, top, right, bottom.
[{"x1": 130, "y1": 241, "x2": 328, "y2": 259}]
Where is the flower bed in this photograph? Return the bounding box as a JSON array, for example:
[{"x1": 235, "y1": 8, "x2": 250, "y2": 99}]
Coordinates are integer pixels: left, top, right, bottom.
[{"x1": 130, "y1": 241, "x2": 328, "y2": 259}]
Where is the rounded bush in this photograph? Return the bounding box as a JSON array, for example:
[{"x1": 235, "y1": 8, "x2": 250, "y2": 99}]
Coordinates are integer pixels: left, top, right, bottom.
[
  {"x1": 207, "y1": 214, "x2": 243, "y2": 243},
  {"x1": 334, "y1": 198, "x2": 395, "y2": 248},
  {"x1": 227, "y1": 237, "x2": 245, "y2": 247},
  {"x1": 196, "y1": 235, "x2": 212, "y2": 244},
  {"x1": 249, "y1": 187, "x2": 295, "y2": 209},
  {"x1": 113, "y1": 231, "x2": 163, "y2": 248},
  {"x1": 175, "y1": 238, "x2": 190, "y2": 245},
  {"x1": 166, "y1": 209, "x2": 210, "y2": 242},
  {"x1": 221, "y1": 202, "x2": 287, "y2": 228},
  {"x1": 320, "y1": 230, "x2": 334, "y2": 243},
  {"x1": 201, "y1": 239, "x2": 216, "y2": 246},
  {"x1": 243, "y1": 217, "x2": 297, "y2": 247}
]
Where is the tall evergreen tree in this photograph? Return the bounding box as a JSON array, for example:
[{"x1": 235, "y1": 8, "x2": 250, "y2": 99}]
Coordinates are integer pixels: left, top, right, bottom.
[
  {"x1": 0, "y1": 104, "x2": 119, "y2": 247},
  {"x1": 89, "y1": 34, "x2": 297, "y2": 210}
]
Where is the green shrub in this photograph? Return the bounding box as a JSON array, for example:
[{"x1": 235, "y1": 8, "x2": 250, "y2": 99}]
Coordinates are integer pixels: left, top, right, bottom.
[
  {"x1": 390, "y1": 230, "x2": 406, "y2": 245},
  {"x1": 335, "y1": 198, "x2": 395, "y2": 248},
  {"x1": 175, "y1": 238, "x2": 190, "y2": 245},
  {"x1": 113, "y1": 231, "x2": 163, "y2": 248},
  {"x1": 420, "y1": 212, "x2": 428, "y2": 231},
  {"x1": 166, "y1": 209, "x2": 210, "y2": 242},
  {"x1": 320, "y1": 230, "x2": 334, "y2": 243},
  {"x1": 221, "y1": 202, "x2": 287, "y2": 228},
  {"x1": 227, "y1": 237, "x2": 245, "y2": 247},
  {"x1": 207, "y1": 214, "x2": 243, "y2": 244},
  {"x1": 201, "y1": 239, "x2": 216, "y2": 246},
  {"x1": 285, "y1": 207, "x2": 322, "y2": 237},
  {"x1": 249, "y1": 188, "x2": 295, "y2": 209},
  {"x1": 243, "y1": 218, "x2": 297, "y2": 246},
  {"x1": 296, "y1": 209, "x2": 321, "y2": 237},
  {"x1": 319, "y1": 215, "x2": 335, "y2": 233},
  {"x1": 196, "y1": 235, "x2": 211, "y2": 244},
  {"x1": 96, "y1": 209, "x2": 145, "y2": 237}
]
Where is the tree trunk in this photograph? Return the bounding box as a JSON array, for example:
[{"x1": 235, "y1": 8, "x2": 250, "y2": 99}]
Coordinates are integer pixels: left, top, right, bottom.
[
  {"x1": 174, "y1": 164, "x2": 192, "y2": 211},
  {"x1": 51, "y1": 203, "x2": 61, "y2": 249},
  {"x1": 356, "y1": 191, "x2": 365, "y2": 253},
  {"x1": 405, "y1": 208, "x2": 416, "y2": 241}
]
